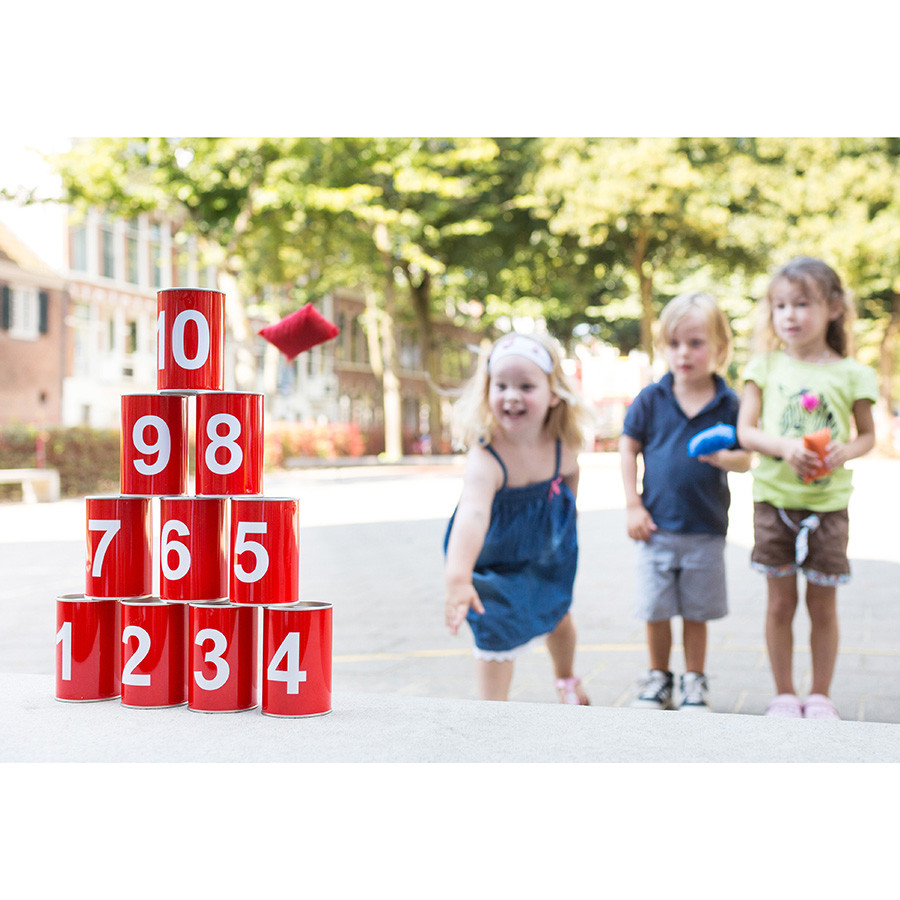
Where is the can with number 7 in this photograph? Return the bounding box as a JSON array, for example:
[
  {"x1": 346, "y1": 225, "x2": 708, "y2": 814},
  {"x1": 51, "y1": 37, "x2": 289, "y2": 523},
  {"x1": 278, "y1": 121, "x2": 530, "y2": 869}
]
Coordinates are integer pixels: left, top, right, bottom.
[
  {"x1": 85, "y1": 496, "x2": 152, "y2": 600},
  {"x1": 230, "y1": 497, "x2": 299, "y2": 605}
]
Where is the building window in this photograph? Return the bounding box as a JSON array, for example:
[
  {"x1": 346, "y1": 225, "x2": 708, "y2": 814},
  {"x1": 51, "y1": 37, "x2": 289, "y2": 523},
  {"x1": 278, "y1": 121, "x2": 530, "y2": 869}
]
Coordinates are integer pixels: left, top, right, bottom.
[
  {"x1": 126, "y1": 321, "x2": 138, "y2": 354},
  {"x1": 70, "y1": 224, "x2": 87, "y2": 271},
  {"x1": 2, "y1": 285, "x2": 44, "y2": 341},
  {"x1": 100, "y1": 220, "x2": 116, "y2": 278},
  {"x1": 126, "y1": 220, "x2": 140, "y2": 284}
]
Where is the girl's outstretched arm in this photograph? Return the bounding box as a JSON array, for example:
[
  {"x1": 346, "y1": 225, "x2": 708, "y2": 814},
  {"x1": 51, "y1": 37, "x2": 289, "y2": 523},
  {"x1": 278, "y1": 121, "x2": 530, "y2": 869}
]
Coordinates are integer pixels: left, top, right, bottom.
[{"x1": 444, "y1": 448, "x2": 501, "y2": 635}]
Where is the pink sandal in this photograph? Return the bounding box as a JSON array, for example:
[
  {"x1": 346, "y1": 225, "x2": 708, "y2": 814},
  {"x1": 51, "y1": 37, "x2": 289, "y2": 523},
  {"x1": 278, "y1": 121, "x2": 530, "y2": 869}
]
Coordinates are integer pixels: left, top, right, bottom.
[
  {"x1": 803, "y1": 694, "x2": 840, "y2": 720},
  {"x1": 764, "y1": 693, "x2": 803, "y2": 717},
  {"x1": 556, "y1": 677, "x2": 590, "y2": 706}
]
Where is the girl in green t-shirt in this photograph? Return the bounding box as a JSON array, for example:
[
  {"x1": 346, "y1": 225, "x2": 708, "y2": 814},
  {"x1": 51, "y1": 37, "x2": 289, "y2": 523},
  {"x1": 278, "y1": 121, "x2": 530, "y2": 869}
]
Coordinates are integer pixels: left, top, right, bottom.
[{"x1": 737, "y1": 256, "x2": 877, "y2": 721}]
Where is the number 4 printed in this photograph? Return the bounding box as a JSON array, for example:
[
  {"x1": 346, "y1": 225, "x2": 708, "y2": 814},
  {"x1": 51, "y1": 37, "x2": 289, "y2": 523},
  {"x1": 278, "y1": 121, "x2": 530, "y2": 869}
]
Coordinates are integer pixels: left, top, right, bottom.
[{"x1": 266, "y1": 632, "x2": 307, "y2": 694}]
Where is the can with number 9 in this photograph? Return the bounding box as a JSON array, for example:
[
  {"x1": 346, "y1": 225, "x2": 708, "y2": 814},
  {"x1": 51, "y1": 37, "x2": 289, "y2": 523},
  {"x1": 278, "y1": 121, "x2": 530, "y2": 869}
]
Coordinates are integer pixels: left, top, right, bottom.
[
  {"x1": 195, "y1": 392, "x2": 264, "y2": 496},
  {"x1": 157, "y1": 288, "x2": 225, "y2": 393},
  {"x1": 230, "y1": 497, "x2": 299, "y2": 605},
  {"x1": 120, "y1": 393, "x2": 188, "y2": 496}
]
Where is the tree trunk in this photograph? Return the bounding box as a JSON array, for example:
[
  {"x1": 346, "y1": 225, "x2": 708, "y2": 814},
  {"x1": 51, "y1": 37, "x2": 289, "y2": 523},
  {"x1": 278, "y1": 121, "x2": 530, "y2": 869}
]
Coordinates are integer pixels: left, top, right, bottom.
[
  {"x1": 217, "y1": 269, "x2": 257, "y2": 391},
  {"x1": 409, "y1": 271, "x2": 443, "y2": 450},
  {"x1": 374, "y1": 224, "x2": 403, "y2": 460},
  {"x1": 633, "y1": 226, "x2": 655, "y2": 362},
  {"x1": 876, "y1": 293, "x2": 900, "y2": 452}
]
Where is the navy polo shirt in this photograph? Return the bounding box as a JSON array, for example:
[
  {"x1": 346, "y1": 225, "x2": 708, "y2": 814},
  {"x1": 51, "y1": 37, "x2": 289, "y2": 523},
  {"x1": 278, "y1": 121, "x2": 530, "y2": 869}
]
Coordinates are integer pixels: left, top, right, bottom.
[{"x1": 622, "y1": 372, "x2": 740, "y2": 535}]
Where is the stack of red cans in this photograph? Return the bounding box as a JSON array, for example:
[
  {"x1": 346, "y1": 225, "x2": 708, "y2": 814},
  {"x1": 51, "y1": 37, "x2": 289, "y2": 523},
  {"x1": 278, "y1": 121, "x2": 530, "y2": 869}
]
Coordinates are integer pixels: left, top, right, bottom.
[{"x1": 54, "y1": 288, "x2": 332, "y2": 718}]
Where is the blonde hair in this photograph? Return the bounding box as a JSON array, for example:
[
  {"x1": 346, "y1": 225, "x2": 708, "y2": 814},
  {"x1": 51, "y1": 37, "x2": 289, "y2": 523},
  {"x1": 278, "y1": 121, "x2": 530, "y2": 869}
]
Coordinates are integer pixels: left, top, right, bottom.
[
  {"x1": 655, "y1": 291, "x2": 733, "y2": 374},
  {"x1": 451, "y1": 331, "x2": 593, "y2": 451},
  {"x1": 753, "y1": 256, "x2": 855, "y2": 357}
]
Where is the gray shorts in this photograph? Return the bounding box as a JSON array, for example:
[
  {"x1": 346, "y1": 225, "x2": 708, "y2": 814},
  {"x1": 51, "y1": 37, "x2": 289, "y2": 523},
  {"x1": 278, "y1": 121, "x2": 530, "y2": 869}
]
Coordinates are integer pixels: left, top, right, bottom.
[{"x1": 635, "y1": 530, "x2": 728, "y2": 623}]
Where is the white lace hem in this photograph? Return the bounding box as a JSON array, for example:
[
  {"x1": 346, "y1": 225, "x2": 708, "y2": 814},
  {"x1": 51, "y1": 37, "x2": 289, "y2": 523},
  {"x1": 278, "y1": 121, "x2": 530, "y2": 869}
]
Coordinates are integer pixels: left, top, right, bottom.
[{"x1": 472, "y1": 634, "x2": 548, "y2": 662}]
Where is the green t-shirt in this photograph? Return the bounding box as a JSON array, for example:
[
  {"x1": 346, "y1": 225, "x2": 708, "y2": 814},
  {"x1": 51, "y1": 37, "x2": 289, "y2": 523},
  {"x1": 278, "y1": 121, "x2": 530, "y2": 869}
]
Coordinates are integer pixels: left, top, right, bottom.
[{"x1": 742, "y1": 352, "x2": 878, "y2": 511}]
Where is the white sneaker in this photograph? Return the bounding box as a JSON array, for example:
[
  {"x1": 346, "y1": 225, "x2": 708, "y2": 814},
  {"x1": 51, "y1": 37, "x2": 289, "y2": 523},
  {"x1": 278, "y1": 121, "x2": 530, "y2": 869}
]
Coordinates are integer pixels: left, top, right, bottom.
[
  {"x1": 630, "y1": 669, "x2": 675, "y2": 710},
  {"x1": 679, "y1": 672, "x2": 712, "y2": 712}
]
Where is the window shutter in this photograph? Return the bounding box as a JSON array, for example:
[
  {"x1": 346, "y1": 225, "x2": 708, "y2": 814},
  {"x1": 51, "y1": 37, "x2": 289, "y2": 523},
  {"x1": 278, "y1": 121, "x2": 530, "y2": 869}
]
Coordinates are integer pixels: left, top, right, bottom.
[
  {"x1": 39, "y1": 291, "x2": 49, "y2": 334},
  {"x1": 1, "y1": 285, "x2": 10, "y2": 330}
]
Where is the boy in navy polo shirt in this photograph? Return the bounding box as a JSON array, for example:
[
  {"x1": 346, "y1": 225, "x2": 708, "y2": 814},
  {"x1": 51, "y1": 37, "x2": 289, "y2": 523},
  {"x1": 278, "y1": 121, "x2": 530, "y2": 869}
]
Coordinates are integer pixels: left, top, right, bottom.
[{"x1": 620, "y1": 292, "x2": 750, "y2": 711}]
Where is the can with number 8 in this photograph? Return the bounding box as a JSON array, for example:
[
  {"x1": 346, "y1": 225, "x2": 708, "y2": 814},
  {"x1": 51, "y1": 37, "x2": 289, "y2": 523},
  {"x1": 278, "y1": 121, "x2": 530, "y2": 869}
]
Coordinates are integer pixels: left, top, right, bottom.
[
  {"x1": 85, "y1": 496, "x2": 152, "y2": 600},
  {"x1": 120, "y1": 393, "x2": 188, "y2": 496},
  {"x1": 157, "y1": 288, "x2": 225, "y2": 393},
  {"x1": 262, "y1": 602, "x2": 332, "y2": 717},
  {"x1": 195, "y1": 392, "x2": 264, "y2": 496},
  {"x1": 230, "y1": 497, "x2": 299, "y2": 605},
  {"x1": 188, "y1": 603, "x2": 258, "y2": 712}
]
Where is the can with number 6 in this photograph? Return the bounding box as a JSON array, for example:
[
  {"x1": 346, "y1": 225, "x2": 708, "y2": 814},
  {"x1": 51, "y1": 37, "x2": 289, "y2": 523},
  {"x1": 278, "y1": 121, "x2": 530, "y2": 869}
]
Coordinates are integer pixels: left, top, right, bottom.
[
  {"x1": 120, "y1": 393, "x2": 188, "y2": 496},
  {"x1": 85, "y1": 496, "x2": 152, "y2": 600},
  {"x1": 261, "y1": 602, "x2": 332, "y2": 717},
  {"x1": 230, "y1": 497, "x2": 299, "y2": 605},
  {"x1": 157, "y1": 288, "x2": 225, "y2": 393},
  {"x1": 55, "y1": 594, "x2": 121, "y2": 702},
  {"x1": 159, "y1": 496, "x2": 228, "y2": 603},
  {"x1": 188, "y1": 603, "x2": 258, "y2": 712},
  {"x1": 195, "y1": 391, "x2": 264, "y2": 496},
  {"x1": 120, "y1": 598, "x2": 188, "y2": 709}
]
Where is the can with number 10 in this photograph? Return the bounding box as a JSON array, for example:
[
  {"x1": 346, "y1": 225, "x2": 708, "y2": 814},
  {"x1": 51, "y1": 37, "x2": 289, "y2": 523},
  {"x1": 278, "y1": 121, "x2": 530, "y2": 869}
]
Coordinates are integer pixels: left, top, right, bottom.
[{"x1": 157, "y1": 288, "x2": 225, "y2": 393}]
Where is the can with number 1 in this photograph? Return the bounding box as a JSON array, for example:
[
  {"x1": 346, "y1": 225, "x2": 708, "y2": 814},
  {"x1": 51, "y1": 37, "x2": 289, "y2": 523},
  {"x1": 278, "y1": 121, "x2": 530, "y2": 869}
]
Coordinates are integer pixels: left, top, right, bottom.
[{"x1": 55, "y1": 594, "x2": 121, "y2": 702}]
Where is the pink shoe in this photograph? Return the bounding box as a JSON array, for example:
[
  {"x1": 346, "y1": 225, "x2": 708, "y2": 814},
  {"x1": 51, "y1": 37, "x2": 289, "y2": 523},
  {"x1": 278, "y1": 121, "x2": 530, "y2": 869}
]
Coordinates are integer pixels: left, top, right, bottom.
[
  {"x1": 556, "y1": 677, "x2": 590, "y2": 706},
  {"x1": 803, "y1": 694, "x2": 841, "y2": 720},
  {"x1": 765, "y1": 693, "x2": 803, "y2": 717}
]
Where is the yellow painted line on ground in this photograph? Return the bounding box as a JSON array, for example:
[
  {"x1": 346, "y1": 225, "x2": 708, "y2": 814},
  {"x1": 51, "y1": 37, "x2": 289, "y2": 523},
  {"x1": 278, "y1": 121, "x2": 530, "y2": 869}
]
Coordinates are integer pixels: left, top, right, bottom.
[{"x1": 334, "y1": 643, "x2": 900, "y2": 664}]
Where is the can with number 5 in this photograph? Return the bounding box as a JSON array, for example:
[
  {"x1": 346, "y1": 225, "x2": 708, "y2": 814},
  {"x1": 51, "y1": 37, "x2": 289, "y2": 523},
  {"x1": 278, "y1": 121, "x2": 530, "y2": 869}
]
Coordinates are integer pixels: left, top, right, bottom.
[
  {"x1": 157, "y1": 288, "x2": 225, "y2": 393},
  {"x1": 230, "y1": 497, "x2": 299, "y2": 605},
  {"x1": 195, "y1": 392, "x2": 264, "y2": 496}
]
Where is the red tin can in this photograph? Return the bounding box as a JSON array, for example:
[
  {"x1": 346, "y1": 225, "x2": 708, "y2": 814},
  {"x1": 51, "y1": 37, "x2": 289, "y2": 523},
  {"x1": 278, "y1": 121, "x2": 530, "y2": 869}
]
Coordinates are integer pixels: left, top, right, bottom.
[
  {"x1": 157, "y1": 288, "x2": 225, "y2": 393},
  {"x1": 159, "y1": 496, "x2": 228, "y2": 603},
  {"x1": 195, "y1": 391, "x2": 264, "y2": 496},
  {"x1": 188, "y1": 603, "x2": 259, "y2": 712},
  {"x1": 120, "y1": 598, "x2": 188, "y2": 708},
  {"x1": 55, "y1": 594, "x2": 121, "y2": 702},
  {"x1": 230, "y1": 497, "x2": 299, "y2": 606},
  {"x1": 85, "y1": 496, "x2": 152, "y2": 600},
  {"x1": 261, "y1": 602, "x2": 332, "y2": 717},
  {"x1": 120, "y1": 393, "x2": 188, "y2": 496}
]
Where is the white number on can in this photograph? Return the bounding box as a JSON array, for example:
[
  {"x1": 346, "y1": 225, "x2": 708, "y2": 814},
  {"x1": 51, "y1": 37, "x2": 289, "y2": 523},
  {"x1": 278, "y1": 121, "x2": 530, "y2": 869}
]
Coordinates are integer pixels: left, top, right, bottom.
[
  {"x1": 194, "y1": 628, "x2": 230, "y2": 690},
  {"x1": 234, "y1": 521, "x2": 269, "y2": 583},
  {"x1": 122, "y1": 625, "x2": 151, "y2": 686},
  {"x1": 266, "y1": 632, "x2": 307, "y2": 695},
  {"x1": 132, "y1": 415, "x2": 171, "y2": 476},
  {"x1": 88, "y1": 519, "x2": 122, "y2": 577},
  {"x1": 205, "y1": 413, "x2": 243, "y2": 475},
  {"x1": 56, "y1": 621, "x2": 72, "y2": 681},
  {"x1": 157, "y1": 309, "x2": 211, "y2": 371},
  {"x1": 161, "y1": 519, "x2": 191, "y2": 580}
]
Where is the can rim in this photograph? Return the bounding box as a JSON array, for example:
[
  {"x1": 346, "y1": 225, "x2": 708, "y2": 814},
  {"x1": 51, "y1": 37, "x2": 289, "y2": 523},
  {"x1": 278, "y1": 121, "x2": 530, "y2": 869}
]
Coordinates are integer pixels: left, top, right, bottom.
[{"x1": 264, "y1": 601, "x2": 333, "y2": 612}]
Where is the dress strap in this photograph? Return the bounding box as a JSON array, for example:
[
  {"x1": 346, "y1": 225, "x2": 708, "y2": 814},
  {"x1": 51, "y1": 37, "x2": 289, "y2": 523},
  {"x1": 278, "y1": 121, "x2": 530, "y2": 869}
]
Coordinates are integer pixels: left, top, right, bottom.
[
  {"x1": 554, "y1": 439, "x2": 562, "y2": 478},
  {"x1": 483, "y1": 444, "x2": 508, "y2": 489}
]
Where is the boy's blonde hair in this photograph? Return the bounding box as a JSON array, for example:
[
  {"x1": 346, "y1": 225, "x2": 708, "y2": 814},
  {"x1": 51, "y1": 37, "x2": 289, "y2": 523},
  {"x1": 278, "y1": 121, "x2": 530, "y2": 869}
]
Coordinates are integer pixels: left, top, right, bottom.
[
  {"x1": 753, "y1": 256, "x2": 855, "y2": 357},
  {"x1": 655, "y1": 291, "x2": 733, "y2": 373},
  {"x1": 451, "y1": 331, "x2": 594, "y2": 451}
]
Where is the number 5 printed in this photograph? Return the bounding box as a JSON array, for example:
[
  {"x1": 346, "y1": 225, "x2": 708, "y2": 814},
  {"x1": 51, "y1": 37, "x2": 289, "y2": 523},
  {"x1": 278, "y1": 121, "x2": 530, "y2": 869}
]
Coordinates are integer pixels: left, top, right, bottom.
[{"x1": 234, "y1": 521, "x2": 269, "y2": 583}]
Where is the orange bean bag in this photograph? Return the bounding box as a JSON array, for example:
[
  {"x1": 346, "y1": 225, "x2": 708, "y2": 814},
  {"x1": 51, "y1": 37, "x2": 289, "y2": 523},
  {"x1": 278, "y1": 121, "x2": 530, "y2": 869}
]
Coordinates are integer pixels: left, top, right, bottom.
[{"x1": 803, "y1": 428, "x2": 832, "y2": 483}]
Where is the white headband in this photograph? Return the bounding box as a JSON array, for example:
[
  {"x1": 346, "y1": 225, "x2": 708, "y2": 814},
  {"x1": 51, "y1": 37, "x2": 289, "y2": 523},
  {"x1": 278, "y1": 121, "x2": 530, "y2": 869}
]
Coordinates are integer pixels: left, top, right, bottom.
[{"x1": 488, "y1": 335, "x2": 554, "y2": 374}]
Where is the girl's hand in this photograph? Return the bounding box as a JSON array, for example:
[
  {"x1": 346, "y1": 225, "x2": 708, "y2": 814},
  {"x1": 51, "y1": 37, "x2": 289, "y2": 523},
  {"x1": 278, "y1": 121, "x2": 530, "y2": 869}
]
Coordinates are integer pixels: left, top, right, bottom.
[
  {"x1": 445, "y1": 581, "x2": 484, "y2": 636},
  {"x1": 782, "y1": 436, "x2": 822, "y2": 481},
  {"x1": 824, "y1": 441, "x2": 850, "y2": 471},
  {"x1": 626, "y1": 504, "x2": 657, "y2": 542}
]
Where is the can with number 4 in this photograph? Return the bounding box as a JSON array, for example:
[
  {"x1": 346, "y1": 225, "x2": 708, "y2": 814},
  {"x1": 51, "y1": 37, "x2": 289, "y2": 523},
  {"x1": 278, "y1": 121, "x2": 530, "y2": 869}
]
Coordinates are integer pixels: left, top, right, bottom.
[
  {"x1": 262, "y1": 602, "x2": 332, "y2": 717},
  {"x1": 230, "y1": 497, "x2": 299, "y2": 605}
]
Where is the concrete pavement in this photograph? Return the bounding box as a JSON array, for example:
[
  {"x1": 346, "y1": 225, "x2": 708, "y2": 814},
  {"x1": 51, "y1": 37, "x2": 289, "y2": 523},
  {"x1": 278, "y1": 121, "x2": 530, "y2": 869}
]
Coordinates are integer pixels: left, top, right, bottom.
[{"x1": 2, "y1": 453, "x2": 900, "y2": 761}]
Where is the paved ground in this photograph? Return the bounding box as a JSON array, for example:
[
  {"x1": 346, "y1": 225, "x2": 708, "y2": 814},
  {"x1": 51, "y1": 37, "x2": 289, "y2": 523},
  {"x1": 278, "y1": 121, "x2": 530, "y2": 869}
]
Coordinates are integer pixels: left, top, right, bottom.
[{"x1": 3, "y1": 452, "x2": 899, "y2": 724}]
